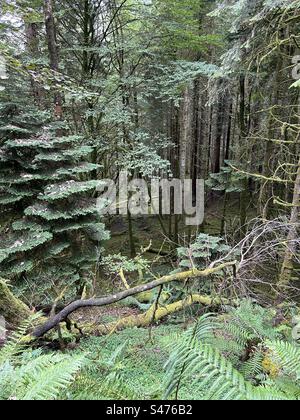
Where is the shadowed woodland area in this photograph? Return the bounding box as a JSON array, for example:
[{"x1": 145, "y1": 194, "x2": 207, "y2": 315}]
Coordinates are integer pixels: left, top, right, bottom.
[{"x1": 0, "y1": 0, "x2": 300, "y2": 401}]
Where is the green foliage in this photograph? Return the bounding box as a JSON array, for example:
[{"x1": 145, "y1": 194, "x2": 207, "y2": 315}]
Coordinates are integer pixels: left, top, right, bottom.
[
  {"x1": 211, "y1": 300, "x2": 280, "y2": 369},
  {"x1": 164, "y1": 302, "x2": 300, "y2": 400},
  {"x1": 24, "y1": 201, "x2": 98, "y2": 221},
  {"x1": 206, "y1": 163, "x2": 248, "y2": 193},
  {"x1": 39, "y1": 180, "x2": 100, "y2": 202},
  {"x1": 0, "y1": 231, "x2": 53, "y2": 264},
  {"x1": 0, "y1": 18, "x2": 108, "y2": 299},
  {"x1": 70, "y1": 341, "x2": 140, "y2": 400},
  {"x1": 117, "y1": 132, "x2": 172, "y2": 177},
  {"x1": 266, "y1": 340, "x2": 300, "y2": 380},
  {"x1": 0, "y1": 0, "x2": 299, "y2": 402},
  {"x1": 0, "y1": 122, "x2": 108, "y2": 303},
  {"x1": 155, "y1": 0, "x2": 222, "y2": 53},
  {"x1": 177, "y1": 233, "x2": 232, "y2": 269},
  {"x1": 64, "y1": 325, "x2": 181, "y2": 400},
  {"x1": 147, "y1": 61, "x2": 219, "y2": 104},
  {"x1": 100, "y1": 253, "x2": 150, "y2": 277},
  {"x1": 0, "y1": 317, "x2": 84, "y2": 401}
]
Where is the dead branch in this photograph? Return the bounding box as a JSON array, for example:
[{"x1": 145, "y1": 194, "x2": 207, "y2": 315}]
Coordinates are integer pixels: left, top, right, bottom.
[
  {"x1": 83, "y1": 294, "x2": 232, "y2": 336},
  {"x1": 33, "y1": 261, "x2": 236, "y2": 338}
]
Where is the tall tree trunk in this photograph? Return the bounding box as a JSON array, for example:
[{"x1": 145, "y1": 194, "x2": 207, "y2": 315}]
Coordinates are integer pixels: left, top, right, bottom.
[
  {"x1": 212, "y1": 83, "x2": 225, "y2": 174},
  {"x1": 258, "y1": 46, "x2": 284, "y2": 218},
  {"x1": 225, "y1": 102, "x2": 233, "y2": 161},
  {"x1": 180, "y1": 85, "x2": 193, "y2": 180},
  {"x1": 44, "y1": 0, "x2": 63, "y2": 119},
  {"x1": 25, "y1": 22, "x2": 44, "y2": 106},
  {"x1": 239, "y1": 75, "x2": 249, "y2": 234},
  {"x1": 279, "y1": 157, "x2": 300, "y2": 287}
]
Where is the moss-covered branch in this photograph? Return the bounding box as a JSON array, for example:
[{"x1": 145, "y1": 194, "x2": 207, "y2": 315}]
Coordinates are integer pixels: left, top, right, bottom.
[
  {"x1": 33, "y1": 261, "x2": 236, "y2": 338},
  {"x1": 83, "y1": 294, "x2": 231, "y2": 336}
]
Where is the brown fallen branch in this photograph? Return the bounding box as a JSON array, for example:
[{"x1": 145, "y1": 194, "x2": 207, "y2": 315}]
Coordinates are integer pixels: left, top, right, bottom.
[
  {"x1": 33, "y1": 261, "x2": 236, "y2": 338},
  {"x1": 83, "y1": 294, "x2": 231, "y2": 336}
]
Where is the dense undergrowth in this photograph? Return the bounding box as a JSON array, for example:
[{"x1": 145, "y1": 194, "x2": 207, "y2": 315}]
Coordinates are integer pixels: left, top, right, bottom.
[{"x1": 1, "y1": 301, "x2": 299, "y2": 401}]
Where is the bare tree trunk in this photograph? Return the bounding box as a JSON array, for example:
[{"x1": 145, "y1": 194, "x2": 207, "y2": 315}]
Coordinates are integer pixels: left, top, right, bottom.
[
  {"x1": 279, "y1": 157, "x2": 300, "y2": 286},
  {"x1": 259, "y1": 48, "x2": 284, "y2": 218},
  {"x1": 212, "y1": 82, "x2": 226, "y2": 174},
  {"x1": 44, "y1": 0, "x2": 63, "y2": 119},
  {"x1": 239, "y1": 75, "x2": 249, "y2": 234},
  {"x1": 127, "y1": 208, "x2": 136, "y2": 258},
  {"x1": 25, "y1": 22, "x2": 44, "y2": 106},
  {"x1": 180, "y1": 85, "x2": 193, "y2": 180},
  {"x1": 225, "y1": 102, "x2": 233, "y2": 161}
]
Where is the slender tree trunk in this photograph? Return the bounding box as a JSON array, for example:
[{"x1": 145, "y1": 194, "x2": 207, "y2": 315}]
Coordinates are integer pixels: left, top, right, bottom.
[
  {"x1": 220, "y1": 192, "x2": 228, "y2": 236},
  {"x1": 212, "y1": 84, "x2": 225, "y2": 174},
  {"x1": 180, "y1": 85, "x2": 193, "y2": 180},
  {"x1": 44, "y1": 0, "x2": 63, "y2": 119},
  {"x1": 259, "y1": 48, "x2": 283, "y2": 218},
  {"x1": 225, "y1": 102, "x2": 233, "y2": 161},
  {"x1": 239, "y1": 75, "x2": 248, "y2": 234},
  {"x1": 25, "y1": 22, "x2": 44, "y2": 106},
  {"x1": 279, "y1": 157, "x2": 300, "y2": 286},
  {"x1": 127, "y1": 208, "x2": 136, "y2": 258}
]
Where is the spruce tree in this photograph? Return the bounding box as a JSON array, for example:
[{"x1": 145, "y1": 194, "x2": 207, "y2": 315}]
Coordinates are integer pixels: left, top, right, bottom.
[{"x1": 0, "y1": 120, "x2": 109, "y2": 303}]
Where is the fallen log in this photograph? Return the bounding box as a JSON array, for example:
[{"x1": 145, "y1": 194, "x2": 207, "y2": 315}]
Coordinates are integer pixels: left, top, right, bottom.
[
  {"x1": 33, "y1": 261, "x2": 236, "y2": 338},
  {"x1": 83, "y1": 294, "x2": 231, "y2": 336}
]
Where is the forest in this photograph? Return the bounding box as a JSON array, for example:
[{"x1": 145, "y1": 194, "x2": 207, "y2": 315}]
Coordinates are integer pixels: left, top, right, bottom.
[{"x1": 0, "y1": 0, "x2": 299, "y2": 402}]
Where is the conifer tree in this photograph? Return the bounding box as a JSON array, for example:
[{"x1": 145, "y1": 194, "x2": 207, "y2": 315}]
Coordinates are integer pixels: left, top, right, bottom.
[{"x1": 0, "y1": 120, "x2": 108, "y2": 302}]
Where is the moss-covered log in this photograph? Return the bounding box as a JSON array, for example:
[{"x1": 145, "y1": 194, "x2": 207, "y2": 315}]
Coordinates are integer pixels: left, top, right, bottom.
[
  {"x1": 83, "y1": 294, "x2": 231, "y2": 336},
  {"x1": 33, "y1": 261, "x2": 236, "y2": 337},
  {"x1": 0, "y1": 278, "x2": 31, "y2": 327}
]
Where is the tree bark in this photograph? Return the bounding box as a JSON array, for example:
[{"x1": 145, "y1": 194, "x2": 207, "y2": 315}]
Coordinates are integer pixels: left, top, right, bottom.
[
  {"x1": 44, "y1": 0, "x2": 63, "y2": 118},
  {"x1": 84, "y1": 294, "x2": 232, "y2": 336},
  {"x1": 279, "y1": 157, "x2": 300, "y2": 286},
  {"x1": 239, "y1": 75, "x2": 249, "y2": 234},
  {"x1": 33, "y1": 261, "x2": 236, "y2": 337},
  {"x1": 25, "y1": 22, "x2": 44, "y2": 106},
  {"x1": 180, "y1": 85, "x2": 193, "y2": 180}
]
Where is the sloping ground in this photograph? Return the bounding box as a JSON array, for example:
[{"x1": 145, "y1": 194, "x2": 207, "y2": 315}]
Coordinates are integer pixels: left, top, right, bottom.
[
  {"x1": 71, "y1": 305, "x2": 141, "y2": 326},
  {"x1": 63, "y1": 325, "x2": 199, "y2": 400}
]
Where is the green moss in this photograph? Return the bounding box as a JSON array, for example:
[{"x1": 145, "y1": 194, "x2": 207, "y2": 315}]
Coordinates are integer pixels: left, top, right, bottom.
[{"x1": 0, "y1": 278, "x2": 30, "y2": 326}]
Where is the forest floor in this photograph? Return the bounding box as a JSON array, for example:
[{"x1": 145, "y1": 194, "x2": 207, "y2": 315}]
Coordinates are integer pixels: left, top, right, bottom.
[
  {"x1": 70, "y1": 196, "x2": 257, "y2": 327},
  {"x1": 105, "y1": 195, "x2": 256, "y2": 259},
  {"x1": 63, "y1": 324, "x2": 199, "y2": 400}
]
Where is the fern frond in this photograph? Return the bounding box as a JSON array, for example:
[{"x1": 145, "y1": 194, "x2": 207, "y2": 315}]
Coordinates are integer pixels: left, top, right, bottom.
[
  {"x1": 20, "y1": 354, "x2": 84, "y2": 400},
  {"x1": 166, "y1": 339, "x2": 292, "y2": 400},
  {"x1": 240, "y1": 350, "x2": 264, "y2": 381},
  {"x1": 0, "y1": 314, "x2": 41, "y2": 365},
  {"x1": 164, "y1": 308, "x2": 297, "y2": 401},
  {"x1": 164, "y1": 314, "x2": 217, "y2": 398},
  {"x1": 266, "y1": 340, "x2": 300, "y2": 378}
]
